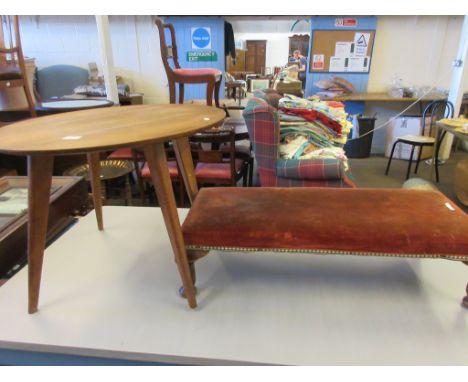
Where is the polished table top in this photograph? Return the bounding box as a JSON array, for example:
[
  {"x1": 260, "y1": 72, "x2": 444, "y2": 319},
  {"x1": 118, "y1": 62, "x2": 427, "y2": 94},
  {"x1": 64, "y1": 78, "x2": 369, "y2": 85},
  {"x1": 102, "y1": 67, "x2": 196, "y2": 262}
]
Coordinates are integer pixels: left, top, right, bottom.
[
  {"x1": 436, "y1": 119, "x2": 468, "y2": 141},
  {"x1": 0, "y1": 104, "x2": 226, "y2": 156},
  {"x1": 39, "y1": 99, "x2": 114, "y2": 111},
  {"x1": 320, "y1": 92, "x2": 447, "y2": 103}
]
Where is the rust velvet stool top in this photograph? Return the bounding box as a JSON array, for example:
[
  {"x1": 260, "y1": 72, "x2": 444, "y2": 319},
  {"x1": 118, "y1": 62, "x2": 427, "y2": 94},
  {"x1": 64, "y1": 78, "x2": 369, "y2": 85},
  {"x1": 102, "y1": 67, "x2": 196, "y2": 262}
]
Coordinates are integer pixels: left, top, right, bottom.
[
  {"x1": 181, "y1": 187, "x2": 468, "y2": 307},
  {"x1": 182, "y1": 187, "x2": 468, "y2": 258}
]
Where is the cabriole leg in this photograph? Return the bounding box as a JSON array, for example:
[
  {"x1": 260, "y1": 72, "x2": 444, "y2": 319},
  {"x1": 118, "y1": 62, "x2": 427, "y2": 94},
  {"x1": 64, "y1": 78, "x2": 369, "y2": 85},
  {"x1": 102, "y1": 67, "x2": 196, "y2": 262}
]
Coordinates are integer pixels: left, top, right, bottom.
[{"x1": 178, "y1": 250, "x2": 209, "y2": 299}]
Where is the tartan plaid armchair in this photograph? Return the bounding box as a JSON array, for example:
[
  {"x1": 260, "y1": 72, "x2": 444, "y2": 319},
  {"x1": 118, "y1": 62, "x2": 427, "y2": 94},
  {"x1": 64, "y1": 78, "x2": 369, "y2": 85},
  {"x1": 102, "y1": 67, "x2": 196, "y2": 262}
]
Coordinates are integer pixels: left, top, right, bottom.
[{"x1": 243, "y1": 97, "x2": 355, "y2": 187}]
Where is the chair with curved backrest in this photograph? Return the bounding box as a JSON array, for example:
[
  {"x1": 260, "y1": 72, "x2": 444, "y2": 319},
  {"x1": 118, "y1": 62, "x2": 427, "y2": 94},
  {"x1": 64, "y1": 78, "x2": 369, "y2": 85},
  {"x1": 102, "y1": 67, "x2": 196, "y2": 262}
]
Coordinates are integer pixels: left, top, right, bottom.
[
  {"x1": 35, "y1": 65, "x2": 89, "y2": 100},
  {"x1": 155, "y1": 18, "x2": 222, "y2": 107},
  {"x1": 190, "y1": 127, "x2": 249, "y2": 187},
  {"x1": 385, "y1": 100, "x2": 454, "y2": 181},
  {"x1": 0, "y1": 15, "x2": 36, "y2": 117}
]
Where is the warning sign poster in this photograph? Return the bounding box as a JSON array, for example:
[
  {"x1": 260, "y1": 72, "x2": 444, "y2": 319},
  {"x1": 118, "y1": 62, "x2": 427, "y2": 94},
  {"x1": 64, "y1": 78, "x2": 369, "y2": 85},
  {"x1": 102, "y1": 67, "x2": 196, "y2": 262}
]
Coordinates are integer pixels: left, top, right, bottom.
[
  {"x1": 354, "y1": 32, "x2": 370, "y2": 57},
  {"x1": 312, "y1": 54, "x2": 325, "y2": 70}
]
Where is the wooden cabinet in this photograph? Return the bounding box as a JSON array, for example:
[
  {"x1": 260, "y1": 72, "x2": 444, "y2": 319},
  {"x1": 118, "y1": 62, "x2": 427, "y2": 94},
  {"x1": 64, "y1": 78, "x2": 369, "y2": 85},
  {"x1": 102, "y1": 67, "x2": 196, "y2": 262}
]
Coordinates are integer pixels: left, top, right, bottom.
[
  {"x1": 0, "y1": 176, "x2": 89, "y2": 278},
  {"x1": 246, "y1": 40, "x2": 266, "y2": 75},
  {"x1": 289, "y1": 34, "x2": 310, "y2": 57},
  {"x1": 226, "y1": 49, "x2": 246, "y2": 74}
]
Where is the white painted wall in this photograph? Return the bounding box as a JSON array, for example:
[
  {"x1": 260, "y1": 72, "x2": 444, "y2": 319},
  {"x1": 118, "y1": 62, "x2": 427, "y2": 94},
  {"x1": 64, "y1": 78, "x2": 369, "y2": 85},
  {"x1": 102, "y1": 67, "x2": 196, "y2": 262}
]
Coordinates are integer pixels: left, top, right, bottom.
[
  {"x1": 17, "y1": 15, "x2": 468, "y2": 148},
  {"x1": 365, "y1": 16, "x2": 468, "y2": 153},
  {"x1": 233, "y1": 32, "x2": 292, "y2": 69},
  {"x1": 368, "y1": 15, "x2": 467, "y2": 91},
  {"x1": 228, "y1": 18, "x2": 310, "y2": 70},
  {"x1": 19, "y1": 15, "x2": 168, "y2": 104}
]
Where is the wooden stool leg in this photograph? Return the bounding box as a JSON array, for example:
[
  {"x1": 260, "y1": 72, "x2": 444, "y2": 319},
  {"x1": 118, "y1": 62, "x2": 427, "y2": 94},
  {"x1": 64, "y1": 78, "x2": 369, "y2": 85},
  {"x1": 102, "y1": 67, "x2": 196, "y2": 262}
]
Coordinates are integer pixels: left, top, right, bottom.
[
  {"x1": 132, "y1": 154, "x2": 147, "y2": 206},
  {"x1": 206, "y1": 79, "x2": 215, "y2": 107},
  {"x1": 168, "y1": 80, "x2": 176, "y2": 104},
  {"x1": 178, "y1": 249, "x2": 210, "y2": 298},
  {"x1": 172, "y1": 136, "x2": 199, "y2": 204},
  {"x1": 23, "y1": 84, "x2": 37, "y2": 118},
  {"x1": 143, "y1": 142, "x2": 197, "y2": 309},
  {"x1": 435, "y1": 131, "x2": 447, "y2": 183},
  {"x1": 385, "y1": 140, "x2": 399, "y2": 175},
  {"x1": 178, "y1": 261, "x2": 197, "y2": 299},
  {"x1": 214, "y1": 77, "x2": 222, "y2": 108},
  {"x1": 27, "y1": 155, "x2": 54, "y2": 314},
  {"x1": 179, "y1": 83, "x2": 185, "y2": 104},
  {"x1": 414, "y1": 145, "x2": 423, "y2": 174},
  {"x1": 463, "y1": 261, "x2": 468, "y2": 309},
  {"x1": 248, "y1": 157, "x2": 254, "y2": 187},
  {"x1": 87, "y1": 152, "x2": 104, "y2": 231},
  {"x1": 125, "y1": 174, "x2": 132, "y2": 206},
  {"x1": 463, "y1": 283, "x2": 468, "y2": 309},
  {"x1": 406, "y1": 145, "x2": 415, "y2": 180}
]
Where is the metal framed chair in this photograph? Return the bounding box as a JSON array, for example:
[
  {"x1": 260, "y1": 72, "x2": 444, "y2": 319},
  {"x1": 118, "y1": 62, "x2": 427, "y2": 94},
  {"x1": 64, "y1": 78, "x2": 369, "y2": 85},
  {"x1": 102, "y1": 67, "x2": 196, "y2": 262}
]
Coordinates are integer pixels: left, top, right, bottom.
[
  {"x1": 385, "y1": 100, "x2": 454, "y2": 181},
  {"x1": 0, "y1": 15, "x2": 36, "y2": 117},
  {"x1": 155, "y1": 18, "x2": 222, "y2": 107}
]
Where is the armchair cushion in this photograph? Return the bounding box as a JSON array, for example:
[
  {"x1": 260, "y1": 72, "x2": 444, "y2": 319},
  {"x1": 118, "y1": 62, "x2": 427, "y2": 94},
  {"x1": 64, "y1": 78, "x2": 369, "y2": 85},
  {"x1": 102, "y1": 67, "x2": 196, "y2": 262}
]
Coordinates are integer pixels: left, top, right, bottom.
[
  {"x1": 142, "y1": 161, "x2": 179, "y2": 179},
  {"x1": 0, "y1": 64, "x2": 22, "y2": 80},
  {"x1": 195, "y1": 159, "x2": 245, "y2": 181},
  {"x1": 276, "y1": 158, "x2": 343, "y2": 180},
  {"x1": 174, "y1": 68, "x2": 222, "y2": 78},
  {"x1": 108, "y1": 147, "x2": 144, "y2": 160}
]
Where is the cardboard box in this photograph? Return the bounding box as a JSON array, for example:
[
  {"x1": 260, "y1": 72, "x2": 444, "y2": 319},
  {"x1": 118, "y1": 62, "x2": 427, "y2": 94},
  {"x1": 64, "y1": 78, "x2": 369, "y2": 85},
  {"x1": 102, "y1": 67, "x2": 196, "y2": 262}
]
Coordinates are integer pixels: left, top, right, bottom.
[{"x1": 385, "y1": 116, "x2": 434, "y2": 160}]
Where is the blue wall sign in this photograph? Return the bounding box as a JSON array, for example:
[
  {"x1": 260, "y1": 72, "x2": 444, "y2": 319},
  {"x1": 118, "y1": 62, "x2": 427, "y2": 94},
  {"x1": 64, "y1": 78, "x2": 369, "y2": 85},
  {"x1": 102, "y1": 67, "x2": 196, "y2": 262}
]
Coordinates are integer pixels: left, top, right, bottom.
[
  {"x1": 191, "y1": 27, "x2": 211, "y2": 49},
  {"x1": 165, "y1": 17, "x2": 225, "y2": 101}
]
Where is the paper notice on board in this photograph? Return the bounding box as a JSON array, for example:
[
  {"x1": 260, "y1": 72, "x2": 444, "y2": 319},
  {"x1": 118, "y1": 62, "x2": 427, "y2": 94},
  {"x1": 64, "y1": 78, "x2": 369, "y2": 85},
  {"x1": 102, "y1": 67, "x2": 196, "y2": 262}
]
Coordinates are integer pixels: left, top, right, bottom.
[
  {"x1": 312, "y1": 54, "x2": 325, "y2": 70},
  {"x1": 354, "y1": 32, "x2": 370, "y2": 57},
  {"x1": 345, "y1": 56, "x2": 370, "y2": 72},
  {"x1": 334, "y1": 42, "x2": 353, "y2": 57},
  {"x1": 329, "y1": 56, "x2": 346, "y2": 72}
]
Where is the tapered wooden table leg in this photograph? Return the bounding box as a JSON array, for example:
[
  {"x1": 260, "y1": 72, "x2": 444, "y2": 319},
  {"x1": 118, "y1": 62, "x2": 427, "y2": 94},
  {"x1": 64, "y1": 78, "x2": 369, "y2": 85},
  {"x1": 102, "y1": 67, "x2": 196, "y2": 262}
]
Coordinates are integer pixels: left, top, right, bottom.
[
  {"x1": 143, "y1": 142, "x2": 197, "y2": 309},
  {"x1": 172, "y1": 136, "x2": 198, "y2": 204},
  {"x1": 27, "y1": 155, "x2": 54, "y2": 314},
  {"x1": 87, "y1": 152, "x2": 104, "y2": 231}
]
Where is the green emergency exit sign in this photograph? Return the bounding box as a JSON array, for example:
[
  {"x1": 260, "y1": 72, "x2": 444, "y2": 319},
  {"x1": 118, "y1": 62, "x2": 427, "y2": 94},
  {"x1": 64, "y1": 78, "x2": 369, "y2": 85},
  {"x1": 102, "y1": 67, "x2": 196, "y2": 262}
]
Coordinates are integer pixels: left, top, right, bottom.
[{"x1": 187, "y1": 51, "x2": 218, "y2": 62}]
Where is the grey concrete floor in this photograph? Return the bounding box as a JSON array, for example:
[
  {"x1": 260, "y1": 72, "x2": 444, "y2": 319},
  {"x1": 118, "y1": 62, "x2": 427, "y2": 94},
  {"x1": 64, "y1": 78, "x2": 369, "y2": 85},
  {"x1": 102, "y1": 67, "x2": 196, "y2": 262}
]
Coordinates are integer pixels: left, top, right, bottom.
[{"x1": 348, "y1": 152, "x2": 467, "y2": 212}]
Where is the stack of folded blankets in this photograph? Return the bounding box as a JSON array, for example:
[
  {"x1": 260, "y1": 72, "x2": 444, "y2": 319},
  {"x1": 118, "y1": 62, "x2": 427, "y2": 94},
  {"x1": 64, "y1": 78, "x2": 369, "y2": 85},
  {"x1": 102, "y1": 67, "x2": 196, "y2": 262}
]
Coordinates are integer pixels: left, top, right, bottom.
[
  {"x1": 278, "y1": 94, "x2": 353, "y2": 169},
  {"x1": 313, "y1": 76, "x2": 355, "y2": 98}
]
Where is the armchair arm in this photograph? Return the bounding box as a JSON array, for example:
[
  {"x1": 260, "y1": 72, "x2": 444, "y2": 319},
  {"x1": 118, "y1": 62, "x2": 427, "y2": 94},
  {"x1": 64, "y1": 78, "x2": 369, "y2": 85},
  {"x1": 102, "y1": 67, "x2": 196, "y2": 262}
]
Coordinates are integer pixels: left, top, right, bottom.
[{"x1": 276, "y1": 158, "x2": 343, "y2": 180}]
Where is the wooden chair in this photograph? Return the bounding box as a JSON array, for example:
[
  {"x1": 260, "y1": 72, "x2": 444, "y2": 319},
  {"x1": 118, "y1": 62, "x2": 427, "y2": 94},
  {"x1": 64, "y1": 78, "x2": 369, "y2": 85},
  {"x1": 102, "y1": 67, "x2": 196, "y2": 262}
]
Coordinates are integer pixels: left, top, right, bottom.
[
  {"x1": 225, "y1": 72, "x2": 246, "y2": 106},
  {"x1": 190, "y1": 128, "x2": 249, "y2": 187},
  {"x1": 107, "y1": 148, "x2": 147, "y2": 205},
  {"x1": 0, "y1": 16, "x2": 36, "y2": 117},
  {"x1": 155, "y1": 18, "x2": 222, "y2": 107},
  {"x1": 140, "y1": 144, "x2": 188, "y2": 206},
  {"x1": 385, "y1": 100, "x2": 454, "y2": 181}
]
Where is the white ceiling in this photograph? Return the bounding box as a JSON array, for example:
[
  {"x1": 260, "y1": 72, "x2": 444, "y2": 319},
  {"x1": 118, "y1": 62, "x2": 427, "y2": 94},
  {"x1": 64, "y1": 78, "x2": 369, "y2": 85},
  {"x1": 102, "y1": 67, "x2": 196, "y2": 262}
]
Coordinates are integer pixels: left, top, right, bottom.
[{"x1": 225, "y1": 17, "x2": 310, "y2": 34}]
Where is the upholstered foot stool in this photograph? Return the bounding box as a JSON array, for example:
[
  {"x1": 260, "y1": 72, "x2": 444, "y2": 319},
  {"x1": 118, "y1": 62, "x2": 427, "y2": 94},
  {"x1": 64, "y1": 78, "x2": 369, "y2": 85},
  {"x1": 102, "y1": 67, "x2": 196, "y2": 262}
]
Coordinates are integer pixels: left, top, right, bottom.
[{"x1": 181, "y1": 188, "x2": 468, "y2": 308}]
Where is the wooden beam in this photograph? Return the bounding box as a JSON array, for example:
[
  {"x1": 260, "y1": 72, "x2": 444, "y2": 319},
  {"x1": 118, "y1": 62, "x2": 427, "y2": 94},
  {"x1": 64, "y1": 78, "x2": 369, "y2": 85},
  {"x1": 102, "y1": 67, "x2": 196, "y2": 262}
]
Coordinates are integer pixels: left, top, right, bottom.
[{"x1": 95, "y1": 15, "x2": 119, "y2": 104}]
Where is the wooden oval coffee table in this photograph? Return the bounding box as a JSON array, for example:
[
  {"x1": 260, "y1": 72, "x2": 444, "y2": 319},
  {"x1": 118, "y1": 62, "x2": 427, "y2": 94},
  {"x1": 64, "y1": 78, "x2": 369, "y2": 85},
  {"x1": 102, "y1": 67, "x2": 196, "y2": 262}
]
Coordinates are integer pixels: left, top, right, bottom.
[{"x1": 0, "y1": 104, "x2": 225, "y2": 313}]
